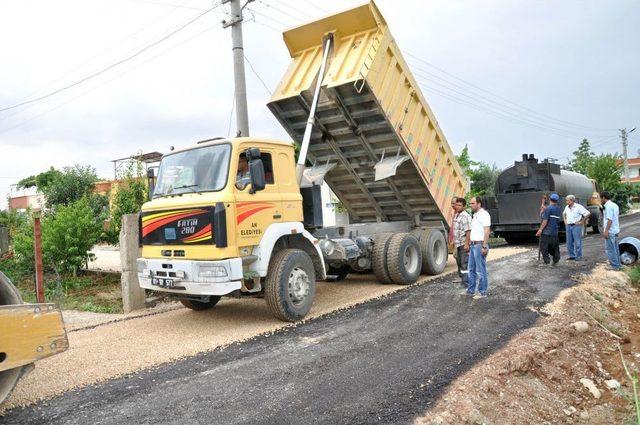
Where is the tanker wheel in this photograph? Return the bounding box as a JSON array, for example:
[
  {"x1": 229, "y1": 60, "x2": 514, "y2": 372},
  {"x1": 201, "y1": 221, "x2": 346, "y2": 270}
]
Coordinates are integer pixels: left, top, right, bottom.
[
  {"x1": 386, "y1": 233, "x2": 422, "y2": 284},
  {"x1": 179, "y1": 296, "x2": 221, "y2": 311},
  {"x1": 371, "y1": 232, "x2": 393, "y2": 284},
  {"x1": 264, "y1": 249, "x2": 316, "y2": 322},
  {"x1": 0, "y1": 271, "x2": 28, "y2": 406}
]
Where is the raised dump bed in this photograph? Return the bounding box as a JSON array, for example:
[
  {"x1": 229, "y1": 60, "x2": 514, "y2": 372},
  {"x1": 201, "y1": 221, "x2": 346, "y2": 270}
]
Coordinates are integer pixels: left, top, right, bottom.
[{"x1": 268, "y1": 1, "x2": 467, "y2": 226}]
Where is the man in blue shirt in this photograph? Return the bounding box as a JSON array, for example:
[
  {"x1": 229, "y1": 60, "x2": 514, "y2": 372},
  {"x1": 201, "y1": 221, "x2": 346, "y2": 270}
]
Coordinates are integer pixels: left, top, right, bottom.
[
  {"x1": 536, "y1": 192, "x2": 562, "y2": 265},
  {"x1": 601, "y1": 191, "x2": 621, "y2": 271}
]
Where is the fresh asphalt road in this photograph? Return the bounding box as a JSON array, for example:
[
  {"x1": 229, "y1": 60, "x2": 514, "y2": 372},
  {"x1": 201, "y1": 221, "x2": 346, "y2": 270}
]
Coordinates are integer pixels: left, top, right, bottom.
[{"x1": 4, "y1": 214, "x2": 639, "y2": 425}]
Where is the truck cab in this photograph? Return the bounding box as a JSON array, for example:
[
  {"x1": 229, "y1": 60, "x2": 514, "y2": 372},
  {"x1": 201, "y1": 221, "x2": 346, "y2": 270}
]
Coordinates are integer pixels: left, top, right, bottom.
[{"x1": 137, "y1": 137, "x2": 326, "y2": 321}]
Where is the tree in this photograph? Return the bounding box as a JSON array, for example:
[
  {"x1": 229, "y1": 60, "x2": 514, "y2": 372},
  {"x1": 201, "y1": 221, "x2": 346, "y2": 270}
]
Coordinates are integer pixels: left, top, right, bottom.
[
  {"x1": 17, "y1": 167, "x2": 61, "y2": 191},
  {"x1": 567, "y1": 138, "x2": 594, "y2": 175},
  {"x1": 455, "y1": 144, "x2": 478, "y2": 176},
  {"x1": 30, "y1": 165, "x2": 98, "y2": 208},
  {"x1": 456, "y1": 145, "x2": 499, "y2": 197},
  {"x1": 106, "y1": 160, "x2": 148, "y2": 244},
  {"x1": 469, "y1": 163, "x2": 501, "y2": 196},
  {"x1": 588, "y1": 154, "x2": 622, "y2": 191}
]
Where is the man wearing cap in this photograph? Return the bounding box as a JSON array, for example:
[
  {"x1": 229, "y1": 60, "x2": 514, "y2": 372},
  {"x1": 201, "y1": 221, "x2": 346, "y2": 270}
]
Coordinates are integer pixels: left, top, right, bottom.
[
  {"x1": 536, "y1": 193, "x2": 562, "y2": 265},
  {"x1": 563, "y1": 194, "x2": 590, "y2": 261}
]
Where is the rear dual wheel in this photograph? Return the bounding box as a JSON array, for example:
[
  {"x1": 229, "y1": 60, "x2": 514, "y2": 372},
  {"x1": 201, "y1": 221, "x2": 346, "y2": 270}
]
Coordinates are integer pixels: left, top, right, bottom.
[
  {"x1": 372, "y1": 233, "x2": 423, "y2": 285},
  {"x1": 411, "y1": 229, "x2": 448, "y2": 275}
]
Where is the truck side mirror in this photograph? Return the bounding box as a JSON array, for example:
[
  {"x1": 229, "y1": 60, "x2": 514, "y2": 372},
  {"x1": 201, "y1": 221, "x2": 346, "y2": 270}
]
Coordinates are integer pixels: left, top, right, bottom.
[
  {"x1": 146, "y1": 168, "x2": 155, "y2": 200},
  {"x1": 249, "y1": 158, "x2": 266, "y2": 194}
]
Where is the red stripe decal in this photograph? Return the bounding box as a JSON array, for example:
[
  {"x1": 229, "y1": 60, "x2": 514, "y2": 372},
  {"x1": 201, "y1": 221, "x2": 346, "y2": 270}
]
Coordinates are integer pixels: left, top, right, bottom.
[
  {"x1": 183, "y1": 224, "x2": 212, "y2": 242},
  {"x1": 236, "y1": 205, "x2": 273, "y2": 224}
]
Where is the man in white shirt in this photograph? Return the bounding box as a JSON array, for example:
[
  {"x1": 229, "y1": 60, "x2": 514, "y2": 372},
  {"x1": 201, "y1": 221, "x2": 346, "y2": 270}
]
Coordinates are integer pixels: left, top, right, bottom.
[
  {"x1": 562, "y1": 194, "x2": 590, "y2": 261},
  {"x1": 466, "y1": 196, "x2": 491, "y2": 299},
  {"x1": 601, "y1": 191, "x2": 621, "y2": 270}
]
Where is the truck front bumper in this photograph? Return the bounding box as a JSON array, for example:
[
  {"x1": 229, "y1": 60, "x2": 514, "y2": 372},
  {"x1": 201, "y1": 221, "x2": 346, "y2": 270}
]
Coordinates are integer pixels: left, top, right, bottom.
[{"x1": 136, "y1": 257, "x2": 243, "y2": 296}]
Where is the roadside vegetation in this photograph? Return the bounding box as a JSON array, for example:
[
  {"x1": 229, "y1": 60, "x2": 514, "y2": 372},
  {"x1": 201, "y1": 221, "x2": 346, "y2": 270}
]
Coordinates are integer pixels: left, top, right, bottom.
[{"x1": 0, "y1": 158, "x2": 148, "y2": 313}]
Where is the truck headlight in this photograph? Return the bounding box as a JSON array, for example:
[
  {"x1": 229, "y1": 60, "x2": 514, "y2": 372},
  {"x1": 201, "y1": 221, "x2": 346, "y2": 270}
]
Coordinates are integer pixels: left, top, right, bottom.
[{"x1": 199, "y1": 265, "x2": 228, "y2": 278}]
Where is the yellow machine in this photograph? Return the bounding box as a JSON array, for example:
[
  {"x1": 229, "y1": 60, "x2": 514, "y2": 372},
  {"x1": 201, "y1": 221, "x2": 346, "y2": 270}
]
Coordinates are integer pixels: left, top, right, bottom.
[
  {"x1": 0, "y1": 272, "x2": 68, "y2": 405},
  {"x1": 137, "y1": 2, "x2": 466, "y2": 322}
]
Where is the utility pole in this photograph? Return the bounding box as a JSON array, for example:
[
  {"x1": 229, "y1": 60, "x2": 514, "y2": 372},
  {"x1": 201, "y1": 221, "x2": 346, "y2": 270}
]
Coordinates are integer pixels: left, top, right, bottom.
[
  {"x1": 620, "y1": 127, "x2": 636, "y2": 182},
  {"x1": 222, "y1": 0, "x2": 252, "y2": 137}
]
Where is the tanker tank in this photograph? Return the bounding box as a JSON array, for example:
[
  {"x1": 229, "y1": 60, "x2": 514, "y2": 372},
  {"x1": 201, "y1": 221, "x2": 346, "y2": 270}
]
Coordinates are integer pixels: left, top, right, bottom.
[{"x1": 488, "y1": 153, "x2": 602, "y2": 244}]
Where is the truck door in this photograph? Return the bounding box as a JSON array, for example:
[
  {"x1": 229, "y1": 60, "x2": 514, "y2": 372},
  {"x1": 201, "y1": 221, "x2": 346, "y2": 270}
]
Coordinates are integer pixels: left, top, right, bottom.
[{"x1": 234, "y1": 150, "x2": 283, "y2": 249}]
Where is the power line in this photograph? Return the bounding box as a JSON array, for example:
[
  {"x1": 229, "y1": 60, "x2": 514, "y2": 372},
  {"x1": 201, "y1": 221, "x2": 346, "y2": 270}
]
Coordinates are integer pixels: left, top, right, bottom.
[
  {"x1": 0, "y1": 23, "x2": 221, "y2": 135},
  {"x1": 1, "y1": 0, "x2": 196, "y2": 123},
  {"x1": 299, "y1": 0, "x2": 329, "y2": 15},
  {"x1": 131, "y1": 0, "x2": 207, "y2": 11},
  {"x1": 412, "y1": 70, "x2": 609, "y2": 138},
  {"x1": 249, "y1": 7, "x2": 289, "y2": 27},
  {"x1": 244, "y1": 53, "x2": 272, "y2": 95},
  {"x1": 256, "y1": 0, "x2": 305, "y2": 24},
  {"x1": 0, "y1": 2, "x2": 222, "y2": 113},
  {"x1": 404, "y1": 51, "x2": 616, "y2": 132},
  {"x1": 272, "y1": 0, "x2": 315, "y2": 20}
]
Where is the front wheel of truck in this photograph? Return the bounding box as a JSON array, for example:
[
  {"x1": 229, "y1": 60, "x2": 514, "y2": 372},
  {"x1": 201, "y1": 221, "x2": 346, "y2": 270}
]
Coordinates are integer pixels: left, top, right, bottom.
[
  {"x1": 180, "y1": 296, "x2": 221, "y2": 311},
  {"x1": 265, "y1": 249, "x2": 316, "y2": 322}
]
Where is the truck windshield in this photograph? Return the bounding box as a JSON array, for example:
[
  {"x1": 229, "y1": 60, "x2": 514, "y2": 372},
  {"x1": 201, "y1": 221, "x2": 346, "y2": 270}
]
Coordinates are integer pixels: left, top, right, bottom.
[{"x1": 153, "y1": 144, "x2": 231, "y2": 197}]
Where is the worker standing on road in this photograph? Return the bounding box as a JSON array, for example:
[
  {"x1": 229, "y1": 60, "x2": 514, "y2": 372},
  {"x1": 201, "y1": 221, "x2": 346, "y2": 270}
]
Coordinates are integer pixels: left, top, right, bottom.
[
  {"x1": 452, "y1": 197, "x2": 472, "y2": 287},
  {"x1": 563, "y1": 194, "x2": 590, "y2": 261},
  {"x1": 536, "y1": 193, "x2": 562, "y2": 265},
  {"x1": 601, "y1": 191, "x2": 622, "y2": 271},
  {"x1": 466, "y1": 196, "x2": 491, "y2": 299},
  {"x1": 448, "y1": 196, "x2": 458, "y2": 250}
]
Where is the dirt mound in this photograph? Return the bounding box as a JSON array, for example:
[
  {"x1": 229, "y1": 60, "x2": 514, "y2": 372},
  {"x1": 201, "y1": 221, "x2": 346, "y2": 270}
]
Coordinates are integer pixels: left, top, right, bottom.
[{"x1": 416, "y1": 265, "x2": 640, "y2": 425}]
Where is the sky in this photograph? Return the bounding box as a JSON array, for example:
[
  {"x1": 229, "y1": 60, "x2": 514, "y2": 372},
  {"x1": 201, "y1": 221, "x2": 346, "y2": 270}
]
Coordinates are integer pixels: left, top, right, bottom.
[{"x1": 0, "y1": 0, "x2": 638, "y2": 209}]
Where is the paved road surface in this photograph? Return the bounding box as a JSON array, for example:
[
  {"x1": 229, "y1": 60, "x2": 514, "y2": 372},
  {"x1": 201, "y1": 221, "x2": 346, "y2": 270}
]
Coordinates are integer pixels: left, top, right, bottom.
[{"x1": 4, "y1": 214, "x2": 639, "y2": 425}]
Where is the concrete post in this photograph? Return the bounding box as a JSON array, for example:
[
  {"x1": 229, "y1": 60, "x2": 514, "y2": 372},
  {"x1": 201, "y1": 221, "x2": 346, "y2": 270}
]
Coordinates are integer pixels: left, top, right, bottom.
[
  {"x1": 119, "y1": 214, "x2": 146, "y2": 313},
  {"x1": 0, "y1": 227, "x2": 8, "y2": 255}
]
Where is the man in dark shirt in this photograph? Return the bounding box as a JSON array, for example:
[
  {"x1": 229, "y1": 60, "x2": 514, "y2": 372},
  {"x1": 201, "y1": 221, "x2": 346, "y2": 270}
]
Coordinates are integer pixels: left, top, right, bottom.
[{"x1": 536, "y1": 192, "x2": 562, "y2": 265}]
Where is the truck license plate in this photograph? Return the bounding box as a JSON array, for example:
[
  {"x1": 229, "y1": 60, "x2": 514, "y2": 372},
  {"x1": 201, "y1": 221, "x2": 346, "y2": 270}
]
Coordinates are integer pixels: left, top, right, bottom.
[{"x1": 152, "y1": 277, "x2": 173, "y2": 287}]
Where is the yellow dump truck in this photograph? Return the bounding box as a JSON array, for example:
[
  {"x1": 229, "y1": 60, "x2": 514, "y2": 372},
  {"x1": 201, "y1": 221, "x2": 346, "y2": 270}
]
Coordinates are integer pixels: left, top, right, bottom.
[
  {"x1": 0, "y1": 272, "x2": 68, "y2": 405},
  {"x1": 137, "y1": 1, "x2": 467, "y2": 321}
]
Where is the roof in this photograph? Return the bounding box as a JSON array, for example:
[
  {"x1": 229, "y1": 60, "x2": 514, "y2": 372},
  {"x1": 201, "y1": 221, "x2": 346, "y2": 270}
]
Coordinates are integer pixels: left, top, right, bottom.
[{"x1": 628, "y1": 157, "x2": 640, "y2": 166}]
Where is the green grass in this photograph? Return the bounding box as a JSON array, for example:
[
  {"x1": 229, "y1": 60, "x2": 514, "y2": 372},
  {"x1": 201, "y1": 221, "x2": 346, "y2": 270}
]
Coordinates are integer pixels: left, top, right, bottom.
[
  {"x1": 1, "y1": 256, "x2": 123, "y2": 314},
  {"x1": 628, "y1": 265, "x2": 640, "y2": 288}
]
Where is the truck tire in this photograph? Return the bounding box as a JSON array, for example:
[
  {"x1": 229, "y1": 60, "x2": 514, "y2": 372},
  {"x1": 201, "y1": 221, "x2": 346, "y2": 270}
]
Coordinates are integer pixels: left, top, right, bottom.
[
  {"x1": 386, "y1": 233, "x2": 422, "y2": 284},
  {"x1": 410, "y1": 229, "x2": 434, "y2": 275},
  {"x1": 264, "y1": 249, "x2": 316, "y2": 322},
  {"x1": 591, "y1": 209, "x2": 602, "y2": 234},
  {"x1": 0, "y1": 271, "x2": 27, "y2": 406},
  {"x1": 180, "y1": 296, "x2": 221, "y2": 311},
  {"x1": 371, "y1": 232, "x2": 393, "y2": 284},
  {"x1": 418, "y1": 229, "x2": 448, "y2": 275}
]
